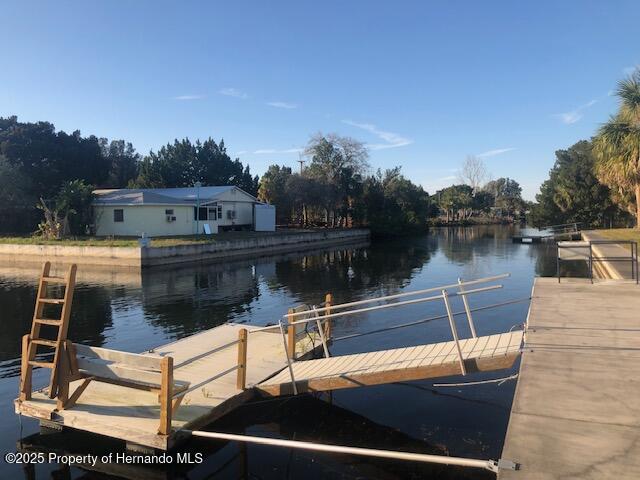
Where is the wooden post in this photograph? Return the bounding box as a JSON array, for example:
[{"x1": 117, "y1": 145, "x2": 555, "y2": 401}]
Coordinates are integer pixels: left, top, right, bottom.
[
  {"x1": 19, "y1": 334, "x2": 31, "y2": 401},
  {"x1": 287, "y1": 308, "x2": 296, "y2": 360},
  {"x1": 324, "y1": 293, "x2": 333, "y2": 340},
  {"x1": 236, "y1": 328, "x2": 248, "y2": 390},
  {"x1": 158, "y1": 356, "x2": 173, "y2": 435},
  {"x1": 55, "y1": 341, "x2": 70, "y2": 410}
]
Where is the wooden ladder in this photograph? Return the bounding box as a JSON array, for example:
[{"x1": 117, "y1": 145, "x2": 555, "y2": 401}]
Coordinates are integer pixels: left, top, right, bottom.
[{"x1": 19, "y1": 262, "x2": 77, "y2": 401}]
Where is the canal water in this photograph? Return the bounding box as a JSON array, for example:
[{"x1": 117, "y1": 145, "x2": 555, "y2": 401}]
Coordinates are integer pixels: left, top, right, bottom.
[{"x1": 0, "y1": 225, "x2": 578, "y2": 479}]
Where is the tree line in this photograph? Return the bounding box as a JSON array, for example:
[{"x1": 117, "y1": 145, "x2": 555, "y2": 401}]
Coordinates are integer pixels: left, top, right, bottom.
[
  {"x1": 1, "y1": 115, "x2": 527, "y2": 239},
  {"x1": 0, "y1": 116, "x2": 258, "y2": 235},
  {"x1": 531, "y1": 68, "x2": 640, "y2": 228},
  {"x1": 258, "y1": 133, "x2": 433, "y2": 235}
]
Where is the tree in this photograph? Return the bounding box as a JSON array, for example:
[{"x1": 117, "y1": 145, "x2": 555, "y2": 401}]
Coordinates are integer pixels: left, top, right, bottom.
[
  {"x1": 100, "y1": 139, "x2": 140, "y2": 187},
  {"x1": 37, "y1": 180, "x2": 94, "y2": 238},
  {"x1": 131, "y1": 137, "x2": 259, "y2": 195},
  {"x1": 304, "y1": 133, "x2": 369, "y2": 226},
  {"x1": 593, "y1": 68, "x2": 640, "y2": 227},
  {"x1": 436, "y1": 184, "x2": 473, "y2": 221},
  {"x1": 258, "y1": 165, "x2": 293, "y2": 224},
  {"x1": 533, "y1": 140, "x2": 620, "y2": 227},
  {"x1": 361, "y1": 168, "x2": 431, "y2": 235},
  {"x1": 483, "y1": 177, "x2": 523, "y2": 217},
  {"x1": 458, "y1": 155, "x2": 488, "y2": 193}
]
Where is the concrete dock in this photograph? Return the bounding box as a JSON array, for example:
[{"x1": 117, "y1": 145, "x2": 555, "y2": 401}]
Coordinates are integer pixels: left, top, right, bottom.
[{"x1": 500, "y1": 277, "x2": 640, "y2": 479}]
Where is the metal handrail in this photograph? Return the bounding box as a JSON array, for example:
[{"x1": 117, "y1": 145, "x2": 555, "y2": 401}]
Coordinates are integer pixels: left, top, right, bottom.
[
  {"x1": 539, "y1": 222, "x2": 581, "y2": 231},
  {"x1": 283, "y1": 273, "x2": 510, "y2": 319},
  {"x1": 557, "y1": 240, "x2": 638, "y2": 284},
  {"x1": 287, "y1": 285, "x2": 503, "y2": 326},
  {"x1": 275, "y1": 279, "x2": 508, "y2": 392}
]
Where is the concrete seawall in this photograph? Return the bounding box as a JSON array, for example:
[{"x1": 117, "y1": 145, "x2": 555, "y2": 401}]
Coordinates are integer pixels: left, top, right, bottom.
[
  {"x1": 0, "y1": 229, "x2": 370, "y2": 268},
  {"x1": 581, "y1": 230, "x2": 636, "y2": 280}
]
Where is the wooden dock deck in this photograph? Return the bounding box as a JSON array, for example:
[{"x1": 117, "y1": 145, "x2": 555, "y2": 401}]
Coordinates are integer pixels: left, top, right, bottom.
[
  {"x1": 16, "y1": 323, "x2": 320, "y2": 450},
  {"x1": 500, "y1": 277, "x2": 640, "y2": 479}
]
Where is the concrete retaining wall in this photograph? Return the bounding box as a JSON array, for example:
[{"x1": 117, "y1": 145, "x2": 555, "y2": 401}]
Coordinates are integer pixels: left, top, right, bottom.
[{"x1": 0, "y1": 229, "x2": 370, "y2": 268}]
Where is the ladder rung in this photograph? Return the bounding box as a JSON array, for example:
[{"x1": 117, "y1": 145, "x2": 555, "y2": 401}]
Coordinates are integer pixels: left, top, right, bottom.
[
  {"x1": 28, "y1": 360, "x2": 55, "y2": 368},
  {"x1": 42, "y1": 276, "x2": 67, "y2": 284},
  {"x1": 38, "y1": 298, "x2": 65, "y2": 305},
  {"x1": 31, "y1": 339, "x2": 58, "y2": 347},
  {"x1": 34, "y1": 318, "x2": 62, "y2": 326}
]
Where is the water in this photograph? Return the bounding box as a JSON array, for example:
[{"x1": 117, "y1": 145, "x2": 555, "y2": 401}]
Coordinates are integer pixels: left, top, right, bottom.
[{"x1": 0, "y1": 225, "x2": 571, "y2": 479}]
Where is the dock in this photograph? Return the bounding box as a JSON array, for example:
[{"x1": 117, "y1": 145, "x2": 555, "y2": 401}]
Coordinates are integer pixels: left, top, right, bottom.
[
  {"x1": 16, "y1": 271, "x2": 524, "y2": 454},
  {"x1": 500, "y1": 277, "x2": 640, "y2": 478},
  {"x1": 512, "y1": 222, "x2": 581, "y2": 244}
]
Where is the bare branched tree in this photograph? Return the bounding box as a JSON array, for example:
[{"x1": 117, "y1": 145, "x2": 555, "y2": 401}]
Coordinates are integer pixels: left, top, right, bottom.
[{"x1": 458, "y1": 155, "x2": 488, "y2": 193}]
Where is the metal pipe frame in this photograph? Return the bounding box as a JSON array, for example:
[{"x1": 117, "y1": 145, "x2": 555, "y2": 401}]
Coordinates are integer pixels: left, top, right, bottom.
[
  {"x1": 284, "y1": 274, "x2": 510, "y2": 320},
  {"x1": 287, "y1": 284, "x2": 503, "y2": 327},
  {"x1": 442, "y1": 290, "x2": 466, "y2": 375},
  {"x1": 184, "y1": 429, "x2": 516, "y2": 473}
]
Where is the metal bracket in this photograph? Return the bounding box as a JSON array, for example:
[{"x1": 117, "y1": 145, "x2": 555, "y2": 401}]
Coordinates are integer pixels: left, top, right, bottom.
[{"x1": 488, "y1": 458, "x2": 519, "y2": 472}]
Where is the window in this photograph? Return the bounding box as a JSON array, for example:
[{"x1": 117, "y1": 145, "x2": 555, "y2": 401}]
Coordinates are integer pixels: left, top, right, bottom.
[
  {"x1": 165, "y1": 209, "x2": 174, "y2": 215},
  {"x1": 208, "y1": 207, "x2": 217, "y2": 220},
  {"x1": 114, "y1": 209, "x2": 124, "y2": 222},
  {"x1": 193, "y1": 207, "x2": 208, "y2": 221},
  {"x1": 217, "y1": 205, "x2": 222, "y2": 218}
]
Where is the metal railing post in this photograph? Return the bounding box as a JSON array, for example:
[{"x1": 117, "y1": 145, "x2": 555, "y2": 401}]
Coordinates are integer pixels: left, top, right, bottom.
[
  {"x1": 279, "y1": 320, "x2": 298, "y2": 395},
  {"x1": 442, "y1": 290, "x2": 466, "y2": 375},
  {"x1": 457, "y1": 278, "x2": 477, "y2": 338},
  {"x1": 557, "y1": 246, "x2": 561, "y2": 283},
  {"x1": 589, "y1": 242, "x2": 593, "y2": 283},
  {"x1": 313, "y1": 306, "x2": 330, "y2": 358}
]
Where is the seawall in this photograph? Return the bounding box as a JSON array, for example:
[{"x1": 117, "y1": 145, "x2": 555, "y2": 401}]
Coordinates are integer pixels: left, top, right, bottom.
[{"x1": 0, "y1": 229, "x2": 370, "y2": 268}]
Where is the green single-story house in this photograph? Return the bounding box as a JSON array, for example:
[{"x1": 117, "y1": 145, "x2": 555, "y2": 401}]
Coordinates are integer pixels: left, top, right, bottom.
[{"x1": 93, "y1": 186, "x2": 275, "y2": 237}]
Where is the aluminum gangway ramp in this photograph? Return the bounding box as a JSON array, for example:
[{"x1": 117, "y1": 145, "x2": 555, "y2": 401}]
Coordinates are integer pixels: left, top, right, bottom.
[{"x1": 258, "y1": 331, "x2": 523, "y2": 395}]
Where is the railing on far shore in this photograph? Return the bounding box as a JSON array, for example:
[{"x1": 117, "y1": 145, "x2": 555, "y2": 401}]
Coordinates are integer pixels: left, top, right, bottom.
[{"x1": 557, "y1": 240, "x2": 638, "y2": 284}]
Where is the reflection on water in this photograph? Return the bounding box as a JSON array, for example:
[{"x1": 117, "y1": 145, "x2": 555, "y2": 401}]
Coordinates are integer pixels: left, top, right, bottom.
[{"x1": 0, "y1": 225, "x2": 566, "y2": 479}]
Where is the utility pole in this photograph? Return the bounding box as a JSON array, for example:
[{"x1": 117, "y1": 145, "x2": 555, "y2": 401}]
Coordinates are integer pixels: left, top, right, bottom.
[{"x1": 297, "y1": 159, "x2": 305, "y2": 175}]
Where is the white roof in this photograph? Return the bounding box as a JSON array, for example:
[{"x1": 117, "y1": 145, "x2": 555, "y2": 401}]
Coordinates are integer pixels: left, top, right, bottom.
[{"x1": 93, "y1": 186, "x2": 256, "y2": 206}]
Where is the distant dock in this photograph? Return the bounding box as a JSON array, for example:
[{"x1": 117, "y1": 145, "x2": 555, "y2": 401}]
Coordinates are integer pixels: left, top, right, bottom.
[{"x1": 500, "y1": 277, "x2": 640, "y2": 478}]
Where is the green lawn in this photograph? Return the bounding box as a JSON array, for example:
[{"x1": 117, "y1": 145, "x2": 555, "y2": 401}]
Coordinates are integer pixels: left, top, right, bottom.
[
  {"x1": 596, "y1": 228, "x2": 640, "y2": 245},
  {"x1": 0, "y1": 229, "x2": 319, "y2": 248}
]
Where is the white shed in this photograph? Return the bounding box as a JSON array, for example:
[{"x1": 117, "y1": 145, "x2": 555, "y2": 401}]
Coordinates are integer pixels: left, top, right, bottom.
[{"x1": 254, "y1": 204, "x2": 276, "y2": 232}]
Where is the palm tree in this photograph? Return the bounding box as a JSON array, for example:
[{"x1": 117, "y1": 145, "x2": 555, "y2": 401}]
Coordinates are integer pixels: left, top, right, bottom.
[{"x1": 594, "y1": 69, "x2": 640, "y2": 227}]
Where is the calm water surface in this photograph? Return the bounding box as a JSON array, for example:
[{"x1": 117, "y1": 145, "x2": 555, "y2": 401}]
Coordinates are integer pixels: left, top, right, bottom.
[{"x1": 0, "y1": 226, "x2": 572, "y2": 479}]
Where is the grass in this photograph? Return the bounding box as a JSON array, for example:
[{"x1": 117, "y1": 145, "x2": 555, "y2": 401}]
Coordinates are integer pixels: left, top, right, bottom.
[
  {"x1": 596, "y1": 228, "x2": 640, "y2": 245},
  {"x1": 0, "y1": 229, "x2": 326, "y2": 248}
]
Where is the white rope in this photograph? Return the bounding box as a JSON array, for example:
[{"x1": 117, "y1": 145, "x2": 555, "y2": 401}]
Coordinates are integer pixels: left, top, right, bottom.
[{"x1": 432, "y1": 373, "x2": 519, "y2": 388}]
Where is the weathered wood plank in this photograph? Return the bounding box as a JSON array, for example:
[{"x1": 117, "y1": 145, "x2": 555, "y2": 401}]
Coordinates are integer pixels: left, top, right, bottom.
[{"x1": 74, "y1": 344, "x2": 163, "y2": 371}]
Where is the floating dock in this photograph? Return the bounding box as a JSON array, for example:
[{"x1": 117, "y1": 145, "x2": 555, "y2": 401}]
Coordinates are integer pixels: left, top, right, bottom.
[
  {"x1": 16, "y1": 272, "x2": 524, "y2": 455},
  {"x1": 500, "y1": 277, "x2": 640, "y2": 478}
]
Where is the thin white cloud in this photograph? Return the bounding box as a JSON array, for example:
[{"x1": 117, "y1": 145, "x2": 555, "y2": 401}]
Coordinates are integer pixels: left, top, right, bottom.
[
  {"x1": 554, "y1": 99, "x2": 597, "y2": 125},
  {"x1": 173, "y1": 94, "x2": 206, "y2": 101},
  {"x1": 253, "y1": 148, "x2": 303, "y2": 154},
  {"x1": 342, "y1": 119, "x2": 412, "y2": 150},
  {"x1": 623, "y1": 65, "x2": 639, "y2": 76},
  {"x1": 235, "y1": 150, "x2": 248, "y2": 155},
  {"x1": 219, "y1": 88, "x2": 248, "y2": 99},
  {"x1": 267, "y1": 101, "x2": 298, "y2": 109},
  {"x1": 477, "y1": 148, "x2": 516, "y2": 158}
]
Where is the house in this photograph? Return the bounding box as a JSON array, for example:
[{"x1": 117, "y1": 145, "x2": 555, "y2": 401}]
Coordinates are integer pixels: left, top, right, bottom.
[{"x1": 93, "y1": 186, "x2": 275, "y2": 237}]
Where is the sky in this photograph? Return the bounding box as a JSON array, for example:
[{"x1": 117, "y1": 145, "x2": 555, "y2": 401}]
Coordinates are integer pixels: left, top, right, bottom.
[{"x1": 2, "y1": 1, "x2": 639, "y2": 200}]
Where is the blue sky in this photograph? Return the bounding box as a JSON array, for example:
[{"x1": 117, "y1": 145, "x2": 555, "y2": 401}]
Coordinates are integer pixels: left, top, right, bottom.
[{"x1": 2, "y1": 1, "x2": 639, "y2": 199}]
